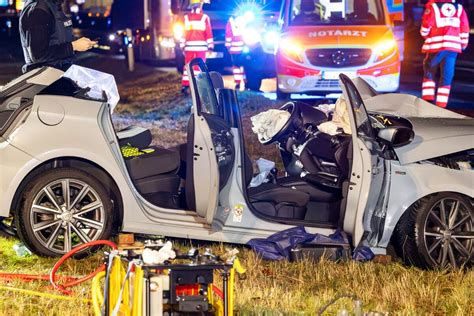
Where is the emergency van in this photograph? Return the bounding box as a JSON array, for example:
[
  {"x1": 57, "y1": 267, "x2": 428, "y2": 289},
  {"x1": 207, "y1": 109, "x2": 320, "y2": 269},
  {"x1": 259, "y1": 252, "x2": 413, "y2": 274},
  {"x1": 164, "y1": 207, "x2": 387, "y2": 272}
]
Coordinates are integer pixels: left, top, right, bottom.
[{"x1": 276, "y1": 0, "x2": 404, "y2": 98}]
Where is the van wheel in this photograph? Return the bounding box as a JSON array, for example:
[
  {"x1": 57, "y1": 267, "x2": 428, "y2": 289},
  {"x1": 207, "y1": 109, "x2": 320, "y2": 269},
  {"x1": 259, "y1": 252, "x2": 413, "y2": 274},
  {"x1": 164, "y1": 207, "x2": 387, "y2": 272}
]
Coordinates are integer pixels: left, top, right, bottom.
[
  {"x1": 392, "y1": 193, "x2": 474, "y2": 269},
  {"x1": 15, "y1": 168, "x2": 114, "y2": 258}
]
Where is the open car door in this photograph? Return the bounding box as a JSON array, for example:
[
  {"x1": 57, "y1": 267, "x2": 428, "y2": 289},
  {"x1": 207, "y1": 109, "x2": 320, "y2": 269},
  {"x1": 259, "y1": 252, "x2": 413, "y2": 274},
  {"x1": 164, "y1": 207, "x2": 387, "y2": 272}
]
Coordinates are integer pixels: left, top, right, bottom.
[
  {"x1": 339, "y1": 74, "x2": 386, "y2": 247},
  {"x1": 186, "y1": 59, "x2": 236, "y2": 225}
]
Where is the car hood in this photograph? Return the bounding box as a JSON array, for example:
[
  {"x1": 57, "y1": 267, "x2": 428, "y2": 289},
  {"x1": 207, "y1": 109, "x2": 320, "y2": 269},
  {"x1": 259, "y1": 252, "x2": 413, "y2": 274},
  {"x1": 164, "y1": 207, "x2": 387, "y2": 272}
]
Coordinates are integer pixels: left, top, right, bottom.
[
  {"x1": 281, "y1": 25, "x2": 392, "y2": 47},
  {"x1": 364, "y1": 93, "x2": 474, "y2": 164}
]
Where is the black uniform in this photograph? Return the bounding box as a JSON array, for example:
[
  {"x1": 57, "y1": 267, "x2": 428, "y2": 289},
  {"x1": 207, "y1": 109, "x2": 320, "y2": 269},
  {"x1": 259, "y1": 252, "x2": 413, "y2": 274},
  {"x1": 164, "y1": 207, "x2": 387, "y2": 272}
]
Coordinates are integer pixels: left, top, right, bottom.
[{"x1": 19, "y1": 0, "x2": 74, "y2": 73}]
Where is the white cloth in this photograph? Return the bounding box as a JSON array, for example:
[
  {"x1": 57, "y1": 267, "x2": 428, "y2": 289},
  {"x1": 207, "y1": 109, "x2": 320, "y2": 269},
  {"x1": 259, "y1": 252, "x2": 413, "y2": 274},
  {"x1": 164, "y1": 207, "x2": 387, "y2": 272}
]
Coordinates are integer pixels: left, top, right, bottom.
[
  {"x1": 63, "y1": 65, "x2": 120, "y2": 112},
  {"x1": 251, "y1": 109, "x2": 291, "y2": 143},
  {"x1": 142, "y1": 241, "x2": 176, "y2": 265}
]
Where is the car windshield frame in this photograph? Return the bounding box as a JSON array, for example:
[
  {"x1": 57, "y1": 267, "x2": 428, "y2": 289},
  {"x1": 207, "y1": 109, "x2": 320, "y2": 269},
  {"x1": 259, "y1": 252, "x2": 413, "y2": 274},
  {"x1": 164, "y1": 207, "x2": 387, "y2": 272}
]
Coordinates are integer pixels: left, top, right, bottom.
[
  {"x1": 288, "y1": 0, "x2": 385, "y2": 26},
  {"x1": 339, "y1": 74, "x2": 376, "y2": 140}
]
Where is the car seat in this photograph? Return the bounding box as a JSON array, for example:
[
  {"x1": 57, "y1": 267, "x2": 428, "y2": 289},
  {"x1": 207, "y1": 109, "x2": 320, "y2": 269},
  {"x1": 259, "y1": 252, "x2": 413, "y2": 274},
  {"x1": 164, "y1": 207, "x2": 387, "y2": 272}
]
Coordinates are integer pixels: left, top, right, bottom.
[
  {"x1": 117, "y1": 126, "x2": 182, "y2": 208},
  {"x1": 245, "y1": 154, "x2": 310, "y2": 220}
]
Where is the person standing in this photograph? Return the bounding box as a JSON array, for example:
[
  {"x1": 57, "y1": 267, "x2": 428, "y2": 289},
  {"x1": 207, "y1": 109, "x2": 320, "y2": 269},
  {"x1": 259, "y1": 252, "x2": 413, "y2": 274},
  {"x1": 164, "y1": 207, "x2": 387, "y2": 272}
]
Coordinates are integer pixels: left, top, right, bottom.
[
  {"x1": 19, "y1": 0, "x2": 96, "y2": 73},
  {"x1": 180, "y1": 0, "x2": 213, "y2": 94},
  {"x1": 225, "y1": 15, "x2": 246, "y2": 89},
  {"x1": 420, "y1": 0, "x2": 469, "y2": 107}
]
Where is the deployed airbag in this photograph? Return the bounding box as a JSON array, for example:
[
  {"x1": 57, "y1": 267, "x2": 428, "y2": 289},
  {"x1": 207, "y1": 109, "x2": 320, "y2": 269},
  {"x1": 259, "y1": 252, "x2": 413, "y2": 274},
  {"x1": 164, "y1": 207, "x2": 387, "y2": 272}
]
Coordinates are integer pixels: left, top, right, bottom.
[{"x1": 251, "y1": 109, "x2": 290, "y2": 143}]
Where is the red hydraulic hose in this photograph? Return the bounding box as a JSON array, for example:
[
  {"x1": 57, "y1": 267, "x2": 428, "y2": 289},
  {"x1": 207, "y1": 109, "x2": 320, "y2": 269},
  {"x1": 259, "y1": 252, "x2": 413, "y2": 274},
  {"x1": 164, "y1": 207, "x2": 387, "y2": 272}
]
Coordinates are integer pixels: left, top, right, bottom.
[{"x1": 49, "y1": 240, "x2": 117, "y2": 295}]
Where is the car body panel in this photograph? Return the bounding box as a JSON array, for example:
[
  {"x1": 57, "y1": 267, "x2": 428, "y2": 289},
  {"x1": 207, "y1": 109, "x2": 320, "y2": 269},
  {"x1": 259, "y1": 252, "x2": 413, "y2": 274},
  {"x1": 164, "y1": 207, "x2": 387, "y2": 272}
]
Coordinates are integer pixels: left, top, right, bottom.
[
  {"x1": 1, "y1": 66, "x2": 471, "y2": 259},
  {"x1": 341, "y1": 75, "x2": 385, "y2": 246},
  {"x1": 363, "y1": 93, "x2": 474, "y2": 164},
  {"x1": 377, "y1": 161, "x2": 474, "y2": 247}
]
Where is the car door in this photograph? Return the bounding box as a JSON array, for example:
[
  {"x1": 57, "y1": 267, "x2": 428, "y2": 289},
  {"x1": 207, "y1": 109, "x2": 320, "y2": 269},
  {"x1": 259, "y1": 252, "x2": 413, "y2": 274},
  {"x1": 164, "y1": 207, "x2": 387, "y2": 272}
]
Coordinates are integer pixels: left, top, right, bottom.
[
  {"x1": 339, "y1": 74, "x2": 386, "y2": 247},
  {"x1": 187, "y1": 58, "x2": 236, "y2": 225}
]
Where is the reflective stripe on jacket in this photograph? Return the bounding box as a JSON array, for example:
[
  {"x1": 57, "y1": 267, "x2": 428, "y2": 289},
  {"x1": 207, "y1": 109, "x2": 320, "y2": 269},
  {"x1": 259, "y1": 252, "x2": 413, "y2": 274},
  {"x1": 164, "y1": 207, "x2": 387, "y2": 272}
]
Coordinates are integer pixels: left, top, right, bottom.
[
  {"x1": 225, "y1": 17, "x2": 245, "y2": 54},
  {"x1": 420, "y1": 0, "x2": 470, "y2": 53},
  {"x1": 181, "y1": 9, "x2": 213, "y2": 52}
]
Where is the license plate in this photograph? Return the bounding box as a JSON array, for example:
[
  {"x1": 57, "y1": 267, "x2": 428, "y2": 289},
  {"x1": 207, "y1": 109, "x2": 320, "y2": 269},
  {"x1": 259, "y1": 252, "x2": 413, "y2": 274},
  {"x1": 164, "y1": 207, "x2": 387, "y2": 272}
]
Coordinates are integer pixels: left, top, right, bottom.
[
  {"x1": 322, "y1": 71, "x2": 356, "y2": 80},
  {"x1": 206, "y1": 51, "x2": 224, "y2": 59}
]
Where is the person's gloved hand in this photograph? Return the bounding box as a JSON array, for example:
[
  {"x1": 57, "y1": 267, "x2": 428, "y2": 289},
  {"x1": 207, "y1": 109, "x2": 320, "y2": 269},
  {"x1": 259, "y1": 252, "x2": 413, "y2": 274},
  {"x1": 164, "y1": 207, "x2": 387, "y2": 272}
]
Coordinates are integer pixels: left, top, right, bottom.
[{"x1": 72, "y1": 37, "x2": 98, "y2": 52}]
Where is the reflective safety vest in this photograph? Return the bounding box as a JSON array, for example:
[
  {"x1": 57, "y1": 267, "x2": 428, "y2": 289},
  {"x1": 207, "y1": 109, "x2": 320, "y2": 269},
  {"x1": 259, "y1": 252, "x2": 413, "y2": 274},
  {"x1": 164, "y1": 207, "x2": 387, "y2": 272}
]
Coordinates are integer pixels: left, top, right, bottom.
[
  {"x1": 225, "y1": 17, "x2": 245, "y2": 54},
  {"x1": 420, "y1": 0, "x2": 470, "y2": 53},
  {"x1": 180, "y1": 8, "x2": 214, "y2": 52}
]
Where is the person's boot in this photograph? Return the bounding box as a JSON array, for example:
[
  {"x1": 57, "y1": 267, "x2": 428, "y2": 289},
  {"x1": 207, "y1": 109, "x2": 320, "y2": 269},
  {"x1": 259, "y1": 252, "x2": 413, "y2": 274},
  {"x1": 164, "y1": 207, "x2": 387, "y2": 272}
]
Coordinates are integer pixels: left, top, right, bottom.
[{"x1": 181, "y1": 86, "x2": 189, "y2": 95}]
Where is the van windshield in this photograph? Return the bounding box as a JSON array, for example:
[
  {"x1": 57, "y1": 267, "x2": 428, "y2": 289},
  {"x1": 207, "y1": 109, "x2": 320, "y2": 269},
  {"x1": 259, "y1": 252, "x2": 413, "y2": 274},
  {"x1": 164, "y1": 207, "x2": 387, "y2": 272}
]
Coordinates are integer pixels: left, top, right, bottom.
[{"x1": 290, "y1": 0, "x2": 385, "y2": 26}]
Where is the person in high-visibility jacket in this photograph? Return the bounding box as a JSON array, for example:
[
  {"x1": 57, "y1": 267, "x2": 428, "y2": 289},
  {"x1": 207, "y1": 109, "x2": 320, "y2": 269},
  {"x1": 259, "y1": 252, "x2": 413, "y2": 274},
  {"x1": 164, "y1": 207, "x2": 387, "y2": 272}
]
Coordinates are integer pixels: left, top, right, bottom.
[
  {"x1": 225, "y1": 16, "x2": 246, "y2": 89},
  {"x1": 180, "y1": 0, "x2": 214, "y2": 94},
  {"x1": 420, "y1": 0, "x2": 469, "y2": 107}
]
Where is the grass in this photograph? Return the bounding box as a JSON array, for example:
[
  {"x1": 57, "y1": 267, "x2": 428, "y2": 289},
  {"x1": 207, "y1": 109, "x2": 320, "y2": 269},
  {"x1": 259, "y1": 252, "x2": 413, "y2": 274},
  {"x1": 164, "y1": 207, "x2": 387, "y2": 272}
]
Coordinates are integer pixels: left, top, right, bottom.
[{"x1": 0, "y1": 236, "x2": 473, "y2": 315}]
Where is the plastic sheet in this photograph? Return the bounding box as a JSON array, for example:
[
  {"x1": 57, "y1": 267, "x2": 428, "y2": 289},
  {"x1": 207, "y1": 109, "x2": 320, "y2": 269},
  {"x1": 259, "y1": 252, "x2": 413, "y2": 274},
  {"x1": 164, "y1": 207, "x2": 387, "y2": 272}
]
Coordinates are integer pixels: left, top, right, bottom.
[
  {"x1": 63, "y1": 65, "x2": 120, "y2": 112},
  {"x1": 352, "y1": 246, "x2": 375, "y2": 262},
  {"x1": 248, "y1": 226, "x2": 348, "y2": 261},
  {"x1": 249, "y1": 158, "x2": 275, "y2": 188}
]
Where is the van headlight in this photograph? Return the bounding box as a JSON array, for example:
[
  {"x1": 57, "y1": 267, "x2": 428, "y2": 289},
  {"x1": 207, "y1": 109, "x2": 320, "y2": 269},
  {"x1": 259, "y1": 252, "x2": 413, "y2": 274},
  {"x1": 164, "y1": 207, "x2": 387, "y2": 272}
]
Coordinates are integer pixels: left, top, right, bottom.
[
  {"x1": 279, "y1": 39, "x2": 304, "y2": 63},
  {"x1": 373, "y1": 39, "x2": 397, "y2": 63}
]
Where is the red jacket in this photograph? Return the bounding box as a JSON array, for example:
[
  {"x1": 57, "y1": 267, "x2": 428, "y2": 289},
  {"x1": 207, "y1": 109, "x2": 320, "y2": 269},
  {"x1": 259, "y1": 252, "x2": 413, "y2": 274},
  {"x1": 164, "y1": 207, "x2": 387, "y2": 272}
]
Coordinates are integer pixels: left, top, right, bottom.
[
  {"x1": 225, "y1": 17, "x2": 245, "y2": 54},
  {"x1": 181, "y1": 9, "x2": 214, "y2": 52},
  {"x1": 420, "y1": 0, "x2": 470, "y2": 53}
]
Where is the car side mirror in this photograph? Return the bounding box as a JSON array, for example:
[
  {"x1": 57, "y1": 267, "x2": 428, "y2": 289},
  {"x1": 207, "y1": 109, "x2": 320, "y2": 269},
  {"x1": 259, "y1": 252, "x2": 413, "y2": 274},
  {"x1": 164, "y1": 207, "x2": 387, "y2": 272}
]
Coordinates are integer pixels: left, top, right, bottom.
[{"x1": 378, "y1": 126, "x2": 414, "y2": 148}]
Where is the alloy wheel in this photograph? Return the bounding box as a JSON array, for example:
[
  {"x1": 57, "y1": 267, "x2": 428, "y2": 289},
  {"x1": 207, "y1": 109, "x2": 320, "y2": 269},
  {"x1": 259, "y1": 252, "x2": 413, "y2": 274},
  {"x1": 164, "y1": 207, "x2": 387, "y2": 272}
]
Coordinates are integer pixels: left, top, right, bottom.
[
  {"x1": 29, "y1": 178, "x2": 106, "y2": 254},
  {"x1": 423, "y1": 197, "x2": 474, "y2": 269}
]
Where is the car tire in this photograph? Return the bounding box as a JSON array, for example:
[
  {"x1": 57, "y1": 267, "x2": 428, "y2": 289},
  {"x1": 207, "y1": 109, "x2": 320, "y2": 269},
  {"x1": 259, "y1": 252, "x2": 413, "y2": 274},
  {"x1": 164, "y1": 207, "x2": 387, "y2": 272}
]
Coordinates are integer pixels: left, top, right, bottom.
[
  {"x1": 392, "y1": 193, "x2": 473, "y2": 269},
  {"x1": 15, "y1": 168, "x2": 114, "y2": 258},
  {"x1": 0, "y1": 217, "x2": 16, "y2": 238}
]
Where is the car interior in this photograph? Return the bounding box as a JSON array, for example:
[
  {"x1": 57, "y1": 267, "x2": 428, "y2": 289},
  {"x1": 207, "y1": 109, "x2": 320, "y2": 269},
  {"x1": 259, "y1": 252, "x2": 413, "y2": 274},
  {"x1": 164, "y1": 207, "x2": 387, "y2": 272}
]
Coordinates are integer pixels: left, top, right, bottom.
[
  {"x1": 116, "y1": 63, "x2": 356, "y2": 229},
  {"x1": 244, "y1": 100, "x2": 353, "y2": 228}
]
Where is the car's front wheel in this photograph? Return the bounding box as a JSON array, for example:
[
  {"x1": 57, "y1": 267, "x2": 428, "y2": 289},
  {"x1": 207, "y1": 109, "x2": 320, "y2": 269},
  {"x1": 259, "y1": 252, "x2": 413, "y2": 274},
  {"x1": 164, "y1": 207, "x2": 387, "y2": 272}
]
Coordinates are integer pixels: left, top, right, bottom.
[
  {"x1": 15, "y1": 168, "x2": 114, "y2": 257},
  {"x1": 393, "y1": 193, "x2": 474, "y2": 269}
]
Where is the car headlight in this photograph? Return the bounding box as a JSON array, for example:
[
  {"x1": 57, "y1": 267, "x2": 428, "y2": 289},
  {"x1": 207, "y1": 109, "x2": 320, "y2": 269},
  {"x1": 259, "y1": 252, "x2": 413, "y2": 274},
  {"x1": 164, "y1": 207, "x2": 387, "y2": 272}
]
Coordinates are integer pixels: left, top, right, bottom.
[
  {"x1": 264, "y1": 30, "x2": 280, "y2": 46},
  {"x1": 243, "y1": 27, "x2": 261, "y2": 46},
  {"x1": 373, "y1": 39, "x2": 397, "y2": 63},
  {"x1": 279, "y1": 39, "x2": 304, "y2": 63},
  {"x1": 108, "y1": 34, "x2": 116, "y2": 41},
  {"x1": 173, "y1": 23, "x2": 184, "y2": 41}
]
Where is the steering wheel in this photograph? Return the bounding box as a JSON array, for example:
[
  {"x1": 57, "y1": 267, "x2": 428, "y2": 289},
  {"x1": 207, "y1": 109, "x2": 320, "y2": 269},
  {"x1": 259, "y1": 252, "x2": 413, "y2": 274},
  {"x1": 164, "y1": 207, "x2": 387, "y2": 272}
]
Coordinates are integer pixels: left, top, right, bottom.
[{"x1": 261, "y1": 101, "x2": 303, "y2": 145}]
